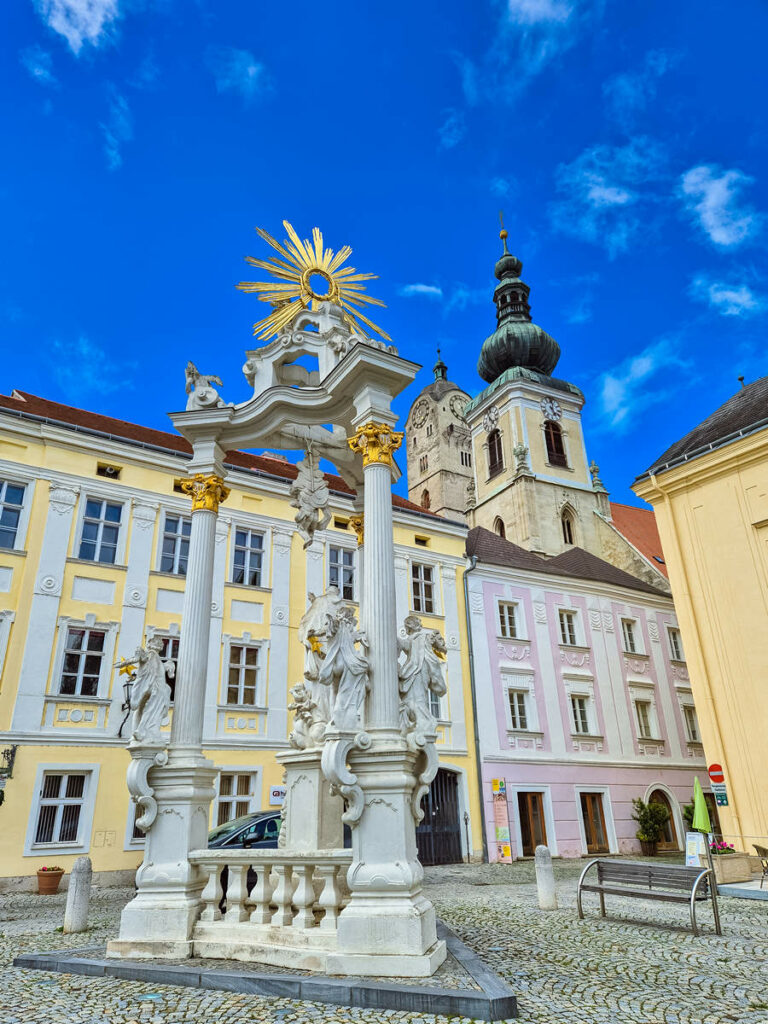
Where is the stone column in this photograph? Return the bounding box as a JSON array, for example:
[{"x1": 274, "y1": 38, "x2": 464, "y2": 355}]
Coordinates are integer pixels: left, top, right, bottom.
[{"x1": 109, "y1": 473, "x2": 229, "y2": 959}]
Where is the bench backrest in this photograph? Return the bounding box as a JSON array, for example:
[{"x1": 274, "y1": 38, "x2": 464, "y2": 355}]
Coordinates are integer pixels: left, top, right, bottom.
[{"x1": 596, "y1": 860, "x2": 708, "y2": 893}]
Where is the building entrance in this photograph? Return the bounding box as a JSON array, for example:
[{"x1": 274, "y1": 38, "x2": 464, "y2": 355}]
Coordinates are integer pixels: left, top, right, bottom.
[
  {"x1": 416, "y1": 769, "x2": 463, "y2": 865},
  {"x1": 517, "y1": 791, "x2": 547, "y2": 856},
  {"x1": 580, "y1": 792, "x2": 610, "y2": 854},
  {"x1": 649, "y1": 789, "x2": 679, "y2": 851}
]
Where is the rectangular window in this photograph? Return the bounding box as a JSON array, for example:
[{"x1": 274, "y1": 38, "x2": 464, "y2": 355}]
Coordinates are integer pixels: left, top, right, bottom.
[
  {"x1": 621, "y1": 619, "x2": 638, "y2": 654},
  {"x1": 412, "y1": 563, "x2": 435, "y2": 614},
  {"x1": 78, "y1": 498, "x2": 122, "y2": 564},
  {"x1": 559, "y1": 609, "x2": 577, "y2": 646},
  {"x1": 329, "y1": 546, "x2": 355, "y2": 600},
  {"x1": 34, "y1": 772, "x2": 87, "y2": 845},
  {"x1": 460, "y1": 450, "x2": 472, "y2": 467},
  {"x1": 419, "y1": 455, "x2": 428, "y2": 474},
  {"x1": 429, "y1": 690, "x2": 442, "y2": 720},
  {"x1": 160, "y1": 514, "x2": 191, "y2": 575},
  {"x1": 0, "y1": 479, "x2": 26, "y2": 550},
  {"x1": 426, "y1": 424, "x2": 433, "y2": 438},
  {"x1": 635, "y1": 699, "x2": 653, "y2": 739},
  {"x1": 571, "y1": 695, "x2": 590, "y2": 734},
  {"x1": 669, "y1": 627, "x2": 684, "y2": 661},
  {"x1": 217, "y1": 772, "x2": 256, "y2": 826},
  {"x1": 498, "y1": 602, "x2": 518, "y2": 639},
  {"x1": 226, "y1": 644, "x2": 260, "y2": 706},
  {"x1": 508, "y1": 690, "x2": 528, "y2": 730},
  {"x1": 232, "y1": 528, "x2": 264, "y2": 587},
  {"x1": 683, "y1": 705, "x2": 700, "y2": 743},
  {"x1": 59, "y1": 627, "x2": 106, "y2": 696}
]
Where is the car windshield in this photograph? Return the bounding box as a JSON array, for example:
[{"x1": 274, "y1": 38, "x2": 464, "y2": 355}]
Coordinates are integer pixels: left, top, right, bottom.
[{"x1": 208, "y1": 813, "x2": 262, "y2": 844}]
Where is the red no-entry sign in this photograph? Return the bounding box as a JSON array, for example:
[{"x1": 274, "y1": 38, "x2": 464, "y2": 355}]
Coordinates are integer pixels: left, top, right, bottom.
[{"x1": 708, "y1": 763, "x2": 725, "y2": 784}]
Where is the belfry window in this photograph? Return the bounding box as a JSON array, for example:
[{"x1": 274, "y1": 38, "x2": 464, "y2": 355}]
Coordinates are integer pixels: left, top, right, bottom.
[
  {"x1": 544, "y1": 421, "x2": 568, "y2": 468},
  {"x1": 561, "y1": 508, "x2": 574, "y2": 545},
  {"x1": 421, "y1": 490, "x2": 431, "y2": 510},
  {"x1": 487, "y1": 429, "x2": 504, "y2": 477},
  {"x1": 493, "y1": 517, "x2": 506, "y2": 539}
]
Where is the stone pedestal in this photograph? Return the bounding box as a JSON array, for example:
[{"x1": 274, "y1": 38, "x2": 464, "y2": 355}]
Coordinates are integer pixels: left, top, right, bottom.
[{"x1": 277, "y1": 748, "x2": 344, "y2": 851}]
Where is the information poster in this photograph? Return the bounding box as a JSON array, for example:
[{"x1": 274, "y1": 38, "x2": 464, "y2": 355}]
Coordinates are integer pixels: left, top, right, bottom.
[
  {"x1": 685, "y1": 831, "x2": 706, "y2": 867},
  {"x1": 492, "y1": 778, "x2": 513, "y2": 862}
]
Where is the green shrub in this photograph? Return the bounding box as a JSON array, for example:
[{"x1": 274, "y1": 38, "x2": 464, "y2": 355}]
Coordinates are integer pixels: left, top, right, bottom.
[{"x1": 631, "y1": 798, "x2": 670, "y2": 842}]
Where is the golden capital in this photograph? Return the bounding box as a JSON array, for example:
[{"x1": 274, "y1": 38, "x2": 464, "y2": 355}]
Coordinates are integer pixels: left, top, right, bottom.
[
  {"x1": 180, "y1": 474, "x2": 230, "y2": 513},
  {"x1": 347, "y1": 422, "x2": 403, "y2": 468},
  {"x1": 349, "y1": 514, "x2": 364, "y2": 546}
]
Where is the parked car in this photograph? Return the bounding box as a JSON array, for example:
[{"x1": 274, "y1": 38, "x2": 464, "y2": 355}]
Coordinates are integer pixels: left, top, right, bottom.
[{"x1": 208, "y1": 810, "x2": 282, "y2": 907}]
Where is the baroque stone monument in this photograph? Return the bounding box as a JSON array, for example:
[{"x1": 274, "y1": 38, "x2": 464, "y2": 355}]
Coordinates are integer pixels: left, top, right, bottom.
[{"x1": 107, "y1": 222, "x2": 447, "y2": 976}]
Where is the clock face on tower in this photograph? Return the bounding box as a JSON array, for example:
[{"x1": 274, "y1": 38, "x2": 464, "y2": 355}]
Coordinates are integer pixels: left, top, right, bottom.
[
  {"x1": 449, "y1": 394, "x2": 467, "y2": 420},
  {"x1": 412, "y1": 399, "x2": 430, "y2": 428},
  {"x1": 540, "y1": 397, "x2": 562, "y2": 421}
]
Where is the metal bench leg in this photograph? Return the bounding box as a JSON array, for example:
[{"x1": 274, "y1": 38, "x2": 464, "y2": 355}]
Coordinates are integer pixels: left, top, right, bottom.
[
  {"x1": 599, "y1": 892, "x2": 606, "y2": 918},
  {"x1": 689, "y1": 890, "x2": 699, "y2": 937}
]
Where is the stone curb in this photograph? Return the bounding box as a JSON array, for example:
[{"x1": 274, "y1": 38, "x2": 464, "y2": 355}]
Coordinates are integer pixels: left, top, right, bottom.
[{"x1": 13, "y1": 922, "x2": 518, "y2": 1021}]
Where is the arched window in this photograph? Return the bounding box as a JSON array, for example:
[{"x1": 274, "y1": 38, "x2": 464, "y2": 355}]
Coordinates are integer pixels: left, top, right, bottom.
[
  {"x1": 561, "y1": 507, "x2": 574, "y2": 545},
  {"x1": 421, "y1": 489, "x2": 431, "y2": 510},
  {"x1": 493, "y1": 517, "x2": 506, "y2": 539},
  {"x1": 544, "y1": 420, "x2": 568, "y2": 468},
  {"x1": 487, "y1": 429, "x2": 504, "y2": 477}
]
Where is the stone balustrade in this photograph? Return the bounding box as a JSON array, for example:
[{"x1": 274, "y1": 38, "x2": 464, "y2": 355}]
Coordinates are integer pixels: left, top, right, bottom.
[{"x1": 188, "y1": 849, "x2": 352, "y2": 966}]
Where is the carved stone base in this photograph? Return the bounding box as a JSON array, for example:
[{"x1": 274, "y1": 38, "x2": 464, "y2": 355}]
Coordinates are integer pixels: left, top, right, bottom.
[
  {"x1": 107, "y1": 755, "x2": 217, "y2": 957},
  {"x1": 276, "y1": 748, "x2": 345, "y2": 851},
  {"x1": 327, "y1": 939, "x2": 447, "y2": 978}
]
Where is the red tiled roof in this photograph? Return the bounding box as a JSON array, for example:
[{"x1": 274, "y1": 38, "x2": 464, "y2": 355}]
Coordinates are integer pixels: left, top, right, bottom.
[
  {"x1": 609, "y1": 501, "x2": 668, "y2": 577},
  {"x1": 0, "y1": 390, "x2": 439, "y2": 518}
]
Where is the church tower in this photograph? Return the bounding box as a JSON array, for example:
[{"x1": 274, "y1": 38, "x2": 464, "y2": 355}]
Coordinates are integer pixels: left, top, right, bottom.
[
  {"x1": 463, "y1": 224, "x2": 612, "y2": 556},
  {"x1": 405, "y1": 350, "x2": 473, "y2": 521}
]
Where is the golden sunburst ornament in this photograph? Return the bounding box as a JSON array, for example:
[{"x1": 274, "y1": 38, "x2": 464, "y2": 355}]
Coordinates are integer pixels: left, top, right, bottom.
[{"x1": 236, "y1": 221, "x2": 391, "y2": 342}]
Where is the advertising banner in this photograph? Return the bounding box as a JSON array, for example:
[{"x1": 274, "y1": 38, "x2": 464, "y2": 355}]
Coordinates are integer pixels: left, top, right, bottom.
[{"x1": 491, "y1": 778, "x2": 513, "y2": 862}]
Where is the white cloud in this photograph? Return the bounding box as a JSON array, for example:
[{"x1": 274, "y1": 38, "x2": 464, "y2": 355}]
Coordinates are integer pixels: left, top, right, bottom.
[
  {"x1": 398, "y1": 284, "x2": 444, "y2": 300},
  {"x1": 680, "y1": 164, "x2": 763, "y2": 248},
  {"x1": 506, "y1": 0, "x2": 574, "y2": 24},
  {"x1": 51, "y1": 335, "x2": 136, "y2": 399},
  {"x1": 206, "y1": 47, "x2": 270, "y2": 103},
  {"x1": 34, "y1": 0, "x2": 119, "y2": 55},
  {"x1": 550, "y1": 136, "x2": 667, "y2": 256},
  {"x1": 444, "y1": 285, "x2": 488, "y2": 314},
  {"x1": 100, "y1": 88, "x2": 132, "y2": 170},
  {"x1": 20, "y1": 45, "x2": 58, "y2": 87},
  {"x1": 603, "y1": 50, "x2": 677, "y2": 129},
  {"x1": 438, "y1": 109, "x2": 466, "y2": 149},
  {"x1": 490, "y1": 176, "x2": 515, "y2": 197},
  {"x1": 596, "y1": 338, "x2": 692, "y2": 430},
  {"x1": 689, "y1": 274, "x2": 764, "y2": 317}
]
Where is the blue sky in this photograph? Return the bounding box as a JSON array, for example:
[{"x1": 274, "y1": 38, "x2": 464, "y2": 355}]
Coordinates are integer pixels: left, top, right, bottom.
[{"x1": 3, "y1": 0, "x2": 767, "y2": 504}]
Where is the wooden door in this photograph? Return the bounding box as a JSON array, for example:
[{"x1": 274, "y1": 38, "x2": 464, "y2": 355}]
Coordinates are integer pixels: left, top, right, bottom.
[
  {"x1": 649, "y1": 789, "x2": 679, "y2": 851},
  {"x1": 517, "y1": 792, "x2": 547, "y2": 856},
  {"x1": 580, "y1": 792, "x2": 609, "y2": 854}
]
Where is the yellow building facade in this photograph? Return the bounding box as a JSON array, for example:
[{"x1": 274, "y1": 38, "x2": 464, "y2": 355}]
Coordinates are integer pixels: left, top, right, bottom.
[
  {"x1": 0, "y1": 389, "x2": 480, "y2": 887},
  {"x1": 634, "y1": 378, "x2": 768, "y2": 853}
]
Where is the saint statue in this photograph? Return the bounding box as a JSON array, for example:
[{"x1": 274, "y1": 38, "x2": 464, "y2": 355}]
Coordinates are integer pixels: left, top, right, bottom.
[
  {"x1": 116, "y1": 637, "x2": 174, "y2": 746},
  {"x1": 398, "y1": 615, "x2": 447, "y2": 736},
  {"x1": 318, "y1": 607, "x2": 370, "y2": 733}
]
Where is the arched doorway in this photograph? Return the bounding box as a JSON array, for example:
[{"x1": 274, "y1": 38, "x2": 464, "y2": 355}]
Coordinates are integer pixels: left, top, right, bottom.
[
  {"x1": 649, "y1": 788, "x2": 679, "y2": 851},
  {"x1": 416, "y1": 768, "x2": 462, "y2": 865}
]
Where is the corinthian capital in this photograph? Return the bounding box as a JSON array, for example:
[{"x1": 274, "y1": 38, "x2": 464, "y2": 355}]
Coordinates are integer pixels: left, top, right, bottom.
[
  {"x1": 347, "y1": 422, "x2": 403, "y2": 468},
  {"x1": 179, "y1": 474, "x2": 230, "y2": 513}
]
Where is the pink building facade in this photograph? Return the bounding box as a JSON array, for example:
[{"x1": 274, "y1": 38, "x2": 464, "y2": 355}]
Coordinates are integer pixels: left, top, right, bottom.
[{"x1": 465, "y1": 528, "x2": 711, "y2": 860}]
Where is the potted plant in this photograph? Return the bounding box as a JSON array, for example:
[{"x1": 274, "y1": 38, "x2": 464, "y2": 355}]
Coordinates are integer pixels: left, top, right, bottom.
[
  {"x1": 36, "y1": 865, "x2": 64, "y2": 894},
  {"x1": 682, "y1": 802, "x2": 694, "y2": 831},
  {"x1": 631, "y1": 798, "x2": 670, "y2": 856},
  {"x1": 704, "y1": 840, "x2": 753, "y2": 884}
]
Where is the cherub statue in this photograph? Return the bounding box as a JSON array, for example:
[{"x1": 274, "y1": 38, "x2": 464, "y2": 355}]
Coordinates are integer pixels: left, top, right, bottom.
[
  {"x1": 115, "y1": 636, "x2": 174, "y2": 746},
  {"x1": 290, "y1": 446, "x2": 331, "y2": 548},
  {"x1": 288, "y1": 682, "x2": 317, "y2": 750},
  {"x1": 318, "y1": 607, "x2": 370, "y2": 733},
  {"x1": 185, "y1": 361, "x2": 225, "y2": 411},
  {"x1": 398, "y1": 615, "x2": 447, "y2": 737}
]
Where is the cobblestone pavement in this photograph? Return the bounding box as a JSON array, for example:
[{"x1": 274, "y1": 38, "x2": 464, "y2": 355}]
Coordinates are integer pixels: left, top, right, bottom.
[{"x1": 1, "y1": 860, "x2": 766, "y2": 1023}]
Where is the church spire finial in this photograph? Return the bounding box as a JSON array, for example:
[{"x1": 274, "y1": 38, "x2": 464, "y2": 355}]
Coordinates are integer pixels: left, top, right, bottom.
[
  {"x1": 499, "y1": 210, "x2": 510, "y2": 255},
  {"x1": 433, "y1": 345, "x2": 448, "y2": 381}
]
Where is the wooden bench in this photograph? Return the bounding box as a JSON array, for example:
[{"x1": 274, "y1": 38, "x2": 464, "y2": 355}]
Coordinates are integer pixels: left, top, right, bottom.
[{"x1": 576, "y1": 859, "x2": 721, "y2": 936}]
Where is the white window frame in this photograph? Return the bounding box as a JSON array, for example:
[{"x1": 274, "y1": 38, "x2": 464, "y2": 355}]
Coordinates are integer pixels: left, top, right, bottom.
[
  {"x1": 328, "y1": 543, "x2": 356, "y2": 602},
  {"x1": 0, "y1": 475, "x2": 34, "y2": 552},
  {"x1": 570, "y1": 694, "x2": 591, "y2": 734},
  {"x1": 221, "y1": 634, "x2": 268, "y2": 709},
  {"x1": 681, "y1": 702, "x2": 701, "y2": 743},
  {"x1": 231, "y1": 526, "x2": 266, "y2": 588},
  {"x1": 621, "y1": 617, "x2": 641, "y2": 655},
  {"x1": 72, "y1": 491, "x2": 128, "y2": 564},
  {"x1": 668, "y1": 626, "x2": 684, "y2": 662},
  {"x1": 24, "y1": 763, "x2": 100, "y2": 857},
  {"x1": 497, "y1": 600, "x2": 520, "y2": 639},
  {"x1": 634, "y1": 698, "x2": 654, "y2": 739},
  {"x1": 506, "y1": 783, "x2": 558, "y2": 857},
  {"x1": 558, "y1": 608, "x2": 580, "y2": 646},
  {"x1": 629, "y1": 682, "x2": 661, "y2": 741},
  {"x1": 501, "y1": 671, "x2": 539, "y2": 732},
  {"x1": 411, "y1": 560, "x2": 440, "y2": 615},
  {"x1": 51, "y1": 615, "x2": 119, "y2": 700},
  {"x1": 158, "y1": 510, "x2": 192, "y2": 575},
  {"x1": 214, "y1": 767, "x2": 262, "y2": 826},
  {"x1": 77, "y1": 496, "x2": 124, "y2": 564},
  {"x1": 574, "y1": 785, "x2": 619, "y2": 855}
]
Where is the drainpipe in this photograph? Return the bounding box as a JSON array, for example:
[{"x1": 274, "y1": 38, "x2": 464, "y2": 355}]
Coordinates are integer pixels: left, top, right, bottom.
[{"x1": 463, "y1": 554, "x2": 489, "y2": 863}]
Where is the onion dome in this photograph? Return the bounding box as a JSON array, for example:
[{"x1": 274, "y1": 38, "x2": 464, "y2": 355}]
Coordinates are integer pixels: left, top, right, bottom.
[{"x1": 477, "y1": 222, "x2": 560, "y2": 384}]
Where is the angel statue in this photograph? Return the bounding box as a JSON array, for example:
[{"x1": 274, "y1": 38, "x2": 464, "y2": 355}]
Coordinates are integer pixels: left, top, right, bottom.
[
  {"x1": 287, "y1": 682, "x2": 318, "y2": 750},
  {"x1": 115, "y1": 636, "x2": 174, "y2": 746},
  {"x1": 290, "y1": 445, "x2": 331, "y2": 548},
  {"x1": 318, "y1": 607, "x2": 370, "y2": 733},
  {"x1": 398, "y1": 615, "x2": 447, "y2": 737},
  {"x1": 185, "y1": 361, "x2": 225, "y2": 411}
]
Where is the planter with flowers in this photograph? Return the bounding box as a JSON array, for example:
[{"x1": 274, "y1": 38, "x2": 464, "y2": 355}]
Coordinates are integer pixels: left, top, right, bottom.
[
  {"x1": 701, "y1": 841, "x2": 752, "y2": 884},
  {"x1": 36, "y1": 866, "x2": 64, "y2": 894}
]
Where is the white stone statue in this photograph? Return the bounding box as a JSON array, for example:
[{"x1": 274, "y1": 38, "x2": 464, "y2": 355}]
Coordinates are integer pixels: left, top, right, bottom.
[
  {"x1": 398, "y1": 615, "x2": 447, "y2": 737},
  {"x1": 185, "y1": 361, "x2": 225, "y2": 411},
  {"x1": 290, "y1": 447, "x2": 331, "y2": 548},
  {"x1": 287, "y1": 682, "x2": 318, "y2": 750},
  {"x1": 117, "y1": 637, "x2": 174, "y2": 746},
  {"x1": 294, "y1": 588, "x2": 344, "y2": 746},
  {"x1": 318, "y1": 607, "x2": 370, "y2": 734},
  {"x1": 513, "y1": 442, "x2": 531, "y2": 476}
]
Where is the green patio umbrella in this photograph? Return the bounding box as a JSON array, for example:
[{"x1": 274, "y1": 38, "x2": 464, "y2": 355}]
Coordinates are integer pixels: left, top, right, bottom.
[{"x1": 692, "y1": 776, "x2": 712, "y2": 833}]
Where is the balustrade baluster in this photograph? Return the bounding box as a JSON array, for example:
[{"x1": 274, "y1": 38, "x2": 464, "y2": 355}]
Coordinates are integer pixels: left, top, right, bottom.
[
  {"x1": 199, "y1": 864, "x2": 222, "y2": 922},
  {"x1": 248, "y1": 862, "x2": 274, "y2": 924},
  {"x1": 292, "y1": 864, "x2": 316, "y2": 929},
  {"x1": 272, "y1": 863, "x2": 295, "y2": 926},
  {"x1": 226, "y1": 863, "x2": 249, "y2": 923},
  {"x1": 316, "y1": 863, "x2": 342, "y2": 931}
]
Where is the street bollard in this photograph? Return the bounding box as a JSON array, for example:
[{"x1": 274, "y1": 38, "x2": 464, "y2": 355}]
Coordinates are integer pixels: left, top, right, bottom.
[
  {"x1": 535, "y1": 844, "x2": 558, "y2": 910},
  {"x1": 63, "y1": 855, "x2": 92, "y2": 933}
]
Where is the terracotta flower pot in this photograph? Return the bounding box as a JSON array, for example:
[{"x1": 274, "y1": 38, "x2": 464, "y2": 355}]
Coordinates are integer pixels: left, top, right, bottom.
[{"x1": 36, "y1": 869, "x2": 64, "y2": 895}]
